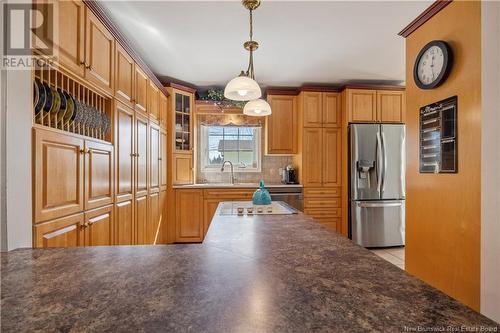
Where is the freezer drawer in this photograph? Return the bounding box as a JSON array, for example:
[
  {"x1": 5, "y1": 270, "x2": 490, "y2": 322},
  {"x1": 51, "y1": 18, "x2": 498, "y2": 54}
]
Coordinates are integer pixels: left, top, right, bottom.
[{"x1": 351, "y1": 200, "x2": 405, "y2": 247}]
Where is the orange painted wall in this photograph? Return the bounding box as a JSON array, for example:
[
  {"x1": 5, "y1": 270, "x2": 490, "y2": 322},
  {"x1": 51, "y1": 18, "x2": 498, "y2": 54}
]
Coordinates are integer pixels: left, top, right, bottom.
[{"x1": 405, "y1": 1, "x2": 481, "y2": 310}]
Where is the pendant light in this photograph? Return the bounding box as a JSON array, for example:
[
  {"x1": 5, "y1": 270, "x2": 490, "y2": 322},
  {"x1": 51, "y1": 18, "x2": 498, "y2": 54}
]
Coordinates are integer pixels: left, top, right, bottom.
[
  {"x1": 243, "y1": 98, "x2": 272, "y2": 116},
  {"x1": 224, "y1": 0, "x2": 264, "y2": 103}
]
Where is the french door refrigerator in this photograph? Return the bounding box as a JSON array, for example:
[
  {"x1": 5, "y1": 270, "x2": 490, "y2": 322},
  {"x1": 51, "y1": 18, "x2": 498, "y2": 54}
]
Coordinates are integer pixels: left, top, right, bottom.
[{"x1": 349, "y1": 124, "x2": 406, "y2": 247}]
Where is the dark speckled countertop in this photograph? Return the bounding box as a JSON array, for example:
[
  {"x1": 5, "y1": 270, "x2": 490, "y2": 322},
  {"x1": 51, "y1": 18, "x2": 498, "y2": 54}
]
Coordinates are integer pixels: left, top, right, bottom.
[{"x1": 1, "y1": 209, "x2": 498, "y2": 332}]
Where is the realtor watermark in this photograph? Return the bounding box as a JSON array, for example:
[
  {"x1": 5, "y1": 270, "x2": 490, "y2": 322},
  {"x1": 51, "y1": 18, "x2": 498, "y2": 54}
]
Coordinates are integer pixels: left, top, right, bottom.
[
  {"x1": 403, "y1": 325, "x2": 498, "y2": 332},
  {"x1": 2, "y1": 2, "x2": 56, "y2": 69}
]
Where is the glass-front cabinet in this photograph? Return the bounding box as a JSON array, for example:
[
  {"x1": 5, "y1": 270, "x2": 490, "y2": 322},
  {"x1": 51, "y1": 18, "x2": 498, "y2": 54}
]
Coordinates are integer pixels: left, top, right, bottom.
[{"x1": 174, "y1": 92, "x2": 192, "y2": 151}]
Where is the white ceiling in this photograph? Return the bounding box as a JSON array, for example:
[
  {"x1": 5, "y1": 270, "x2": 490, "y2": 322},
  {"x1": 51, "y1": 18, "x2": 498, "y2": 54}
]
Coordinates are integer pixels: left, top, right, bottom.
[{"x1": 101, "y1": 1, "x2": 430, "y2": 88}]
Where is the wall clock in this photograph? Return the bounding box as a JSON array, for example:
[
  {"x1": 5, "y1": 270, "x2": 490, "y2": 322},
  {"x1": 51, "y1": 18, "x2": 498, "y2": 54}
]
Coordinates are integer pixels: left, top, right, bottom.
[{"x1": 413, "y1": 40, "x2": 453, "y2": 90}]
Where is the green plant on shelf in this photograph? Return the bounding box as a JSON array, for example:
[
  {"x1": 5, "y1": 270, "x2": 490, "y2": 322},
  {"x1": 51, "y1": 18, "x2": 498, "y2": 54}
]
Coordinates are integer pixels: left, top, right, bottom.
[{"x1": 200, "y1": 89, "x2": 246, "y2": 110}]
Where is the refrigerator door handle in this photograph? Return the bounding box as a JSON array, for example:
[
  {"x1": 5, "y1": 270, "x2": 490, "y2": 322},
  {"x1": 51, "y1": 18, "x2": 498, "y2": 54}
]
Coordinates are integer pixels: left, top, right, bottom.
[
  {"x1": 358, "y1": 202, "x2": 402, "y2": 208},
  {"x1": 376, "y1": 132, "x2": 383, "y2": 194},
  {"x1": 381, "y1": 131, "x2": 388, "y2": 193}
]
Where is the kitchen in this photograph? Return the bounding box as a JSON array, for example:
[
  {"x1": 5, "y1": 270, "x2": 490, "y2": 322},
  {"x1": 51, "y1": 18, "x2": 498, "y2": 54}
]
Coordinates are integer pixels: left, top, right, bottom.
[{"x1": 1, "y1": 0, "x2": 499, "y2": 331}]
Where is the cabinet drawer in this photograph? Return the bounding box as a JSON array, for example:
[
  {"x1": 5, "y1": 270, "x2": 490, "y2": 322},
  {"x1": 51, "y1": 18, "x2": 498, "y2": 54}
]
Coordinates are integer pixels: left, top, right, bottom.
[
  {"x1": 304, "y1": 208, "x2": 341, "y2": 218},
  {"x1": 203, "y1": 189, "x2": 253, "y2": 199},
  {"x1": 304, "y1": 197, "x2": 340, "y2": 208},
  {"x1": 316, "y1": 218, "x2": 340, "y2": 231},
  {"x1": 304, "y1": 187, "x2": 341, "y2": 197}
]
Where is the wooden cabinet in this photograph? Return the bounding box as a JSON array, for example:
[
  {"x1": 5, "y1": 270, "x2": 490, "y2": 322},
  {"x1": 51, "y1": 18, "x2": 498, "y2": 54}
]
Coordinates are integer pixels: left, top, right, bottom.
[
  {"x1": 115, "y1": 44, "x2": 135, "y2": 107},
  {"x1": 115, "y1": 102, "x2": 135, "y2": 202},
  {"x1": 172, "y1": 91, "x2": 193, "y2": 152},
  {"x1": 173, "y1": 154, "x2": 193, "y2": 185},
  {"x1": 135, "y1": 112, "x2": 148, "y2": 197},
  {"x1": 377, "y1": 91, "x2": 406, "y2": 123},
  {"x1": 148, "y1": 81, "x2": 160, "y2": 123},
  {"x1": 149, "y1": 124, "x2": 160, "y2": 193},
  {"x1": 34, "y1": 129, "x2": 84, "y2": 223},
  {"x1": 82, "y1": 205, "x2": 113, "y2": 246},
  {"x1": 301, "y1": 92, "x2": 341, "y2": 128},
  {"x1": 266, "y1": 95, "x2": 297, "y2": 154},
  {"x1": 33, "y1": 213, "x2": 84, "y2": 248},
  {"x1": 85, "y1": 9, "x2": 114, "y2": 94},
  {"x1": 302, "y1": 128, "x2": 323, "y2": 187},
  {"x1": 115, "y1": 199, "x2": 134, "y2": 245},
  {"x1": 84, "y1": 140, "x2": 114, "y2": 210},
  {"x1": 158, "y1": 190, "x2": 167, "y2": 244},
  {"x1": 54, "y1": 0, "x2": 86, "y2": 77},
  {"x1": 160, "y1": 130, "x2": 168, "y2": 190},
  {"x1": 322, "y1": 128, "x2": 342, "y2": 187},
  {"x1": 175, "y1": 189, "x2": 203, "y2": 242},
  {"x1": 135, "y1": 194, "x2": 148, "y2": 245},
  {"x1": 148, "y1": 192, "x2": 160, "y2": 244},
  {"x1": 134, "y1": 67, "x2": 148, "y2": 114},
  {"x1": 346, "y1": 88, "x2": 405, "y2": 123},
  {"x1": 159, "y1": 94, "x2": 168, "y2": 128}
]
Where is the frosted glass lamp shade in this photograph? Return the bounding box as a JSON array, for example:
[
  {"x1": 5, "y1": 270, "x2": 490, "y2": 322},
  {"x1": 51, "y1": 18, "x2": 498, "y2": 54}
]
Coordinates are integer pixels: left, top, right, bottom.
[
  {"x1": 224, "y1": 76, "x2": 262, "y2": 101},
  {"x1": 243, "y1": 99, "x2": 272, "y2": 116}
]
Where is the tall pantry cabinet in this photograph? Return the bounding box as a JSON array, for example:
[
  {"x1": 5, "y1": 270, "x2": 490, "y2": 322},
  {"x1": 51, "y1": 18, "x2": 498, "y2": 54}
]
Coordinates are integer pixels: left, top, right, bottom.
[{"x1": 32, "y1": 0, "x2": 169, "y2": 248}]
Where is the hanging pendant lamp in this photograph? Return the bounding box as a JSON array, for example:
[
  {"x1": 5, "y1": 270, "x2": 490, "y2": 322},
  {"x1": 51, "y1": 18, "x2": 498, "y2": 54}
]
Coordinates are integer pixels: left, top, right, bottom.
[
  {"x1": 224, "y1": 0, "x2": 267, "y2": 113},
  {"x1": 243, "y1": 98, "x2": 272, "y2": 116}
]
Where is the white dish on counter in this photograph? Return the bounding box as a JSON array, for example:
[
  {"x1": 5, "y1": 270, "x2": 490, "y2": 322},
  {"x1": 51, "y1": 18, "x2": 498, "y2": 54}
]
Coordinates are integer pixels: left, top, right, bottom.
[{"x1": 218, "y1": 201, "x2": 298, "y2": 216}]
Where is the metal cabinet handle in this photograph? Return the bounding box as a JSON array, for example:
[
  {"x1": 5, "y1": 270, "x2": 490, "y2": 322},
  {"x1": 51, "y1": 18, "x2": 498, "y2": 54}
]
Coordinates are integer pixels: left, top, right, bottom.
[{"x1": 358, "y1": 202, "x2": 402, "y2": 208}]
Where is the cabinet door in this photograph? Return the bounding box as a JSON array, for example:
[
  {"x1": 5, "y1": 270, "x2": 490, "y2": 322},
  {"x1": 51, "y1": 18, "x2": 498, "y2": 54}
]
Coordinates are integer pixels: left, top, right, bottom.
[
  {"x1": 302, "y1": 92, "x2": 322, "y2": 127},
  {"x1": 322, "y1": 128, "x2": 342, "y2": 187},
  {"x1": 266, "y1": 95, "x2": 297, "y2": 154},
  {"x1": 135, "y1": 67, "x2": 148, "y2": 114},
  {"x1": 85, "y1": 140, "x2": 114, "y2": 210},
  {"x1": 83, "y1": 205, "x2": 113, "y2": 246},
  {"x1": 176, "y1": 190, "x2": 203, "y2": 242},
  {"x1": 323, "y1": 92, "x2": 341, "y2": 127},
  {"x1": 159, "y1": 93, "x2": 168, "y2": 128},
  {"x1": 148, "y1": 192, "x2": 160, "y2": 244},
  {"x1": 34, "y1": 129, "x2": 84, "y2": 223},
  {"x1": 85, "y1": 9, "x2": 114, "y2": 94},
  {"x1": 173, "y1": 154, "x2": 193, "y2": 185},
  {"x1": 160, "y1": 130, "x2": 168, "y2": 190},
  {"x1": 148, "y1": 82, "x2": 160, "y2": 123},
  {"x1": 377, "y1": 91, "x2": 406, "y2": 123},
  {"x1": 302, "y1": 128, "x2": 323, "y2": 187},
  {"x1": 115, "y1": 102, "x2": 134, "y2": 202},
  {"x1": 204, "y1": 199, "x2": 220, "y2": 235},
  {"x1": 115, "y1": 199, "x2": 134, "y2": 245},
  {"x1": 135, "y1": 195, "x2": 148, "y2": 245},
  {"x1": 149, "y1": 124, "x2": 160, "y2": 193},
  {"x1": 33, "y1": 213, "x2": 84, "y2": 248},
  {"x1": 347, "y1": 89, "x2": 377, "y2": 122},
  {"x1": 157, "y1": 190, "x2": 167, "y2": 244},
  {"x1": 55, "y1": 0, "x2": 85, "y2": 77},
  {"x1": 115, "y1": 44, "x2": 135, "y2": 107},
  {"x1": 135, "y1": 113, "x2": 148, "y2": 197}
]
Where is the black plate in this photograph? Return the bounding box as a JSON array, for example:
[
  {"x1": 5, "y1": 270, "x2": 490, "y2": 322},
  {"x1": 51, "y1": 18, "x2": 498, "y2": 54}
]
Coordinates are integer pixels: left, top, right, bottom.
[{"x1": 34, "y1": 79, "x2": 46, "y2": 115}]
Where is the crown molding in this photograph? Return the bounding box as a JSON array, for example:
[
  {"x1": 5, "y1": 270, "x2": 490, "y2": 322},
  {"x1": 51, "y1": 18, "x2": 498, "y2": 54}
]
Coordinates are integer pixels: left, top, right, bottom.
[{"x1": 398, "y1": 0, "x2": 453, "y2": 38}]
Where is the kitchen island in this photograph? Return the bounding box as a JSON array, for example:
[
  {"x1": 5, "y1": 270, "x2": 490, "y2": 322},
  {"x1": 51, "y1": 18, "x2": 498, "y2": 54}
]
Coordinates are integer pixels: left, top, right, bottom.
[{"x1": 1, "y1": 204, "x2": 498, "y2": 332}]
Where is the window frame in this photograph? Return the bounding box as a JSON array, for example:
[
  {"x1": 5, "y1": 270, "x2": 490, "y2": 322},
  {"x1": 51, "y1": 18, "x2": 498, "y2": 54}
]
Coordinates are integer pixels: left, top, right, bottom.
[{"x1": 200, "y1": 124, "x2": 262, "y2": 173}]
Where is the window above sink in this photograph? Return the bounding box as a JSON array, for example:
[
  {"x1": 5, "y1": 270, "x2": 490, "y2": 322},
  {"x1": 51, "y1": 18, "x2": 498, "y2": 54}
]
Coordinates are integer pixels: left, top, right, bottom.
[{"x1": 200, "y1": 124, "x2": 261, "y2": 173}]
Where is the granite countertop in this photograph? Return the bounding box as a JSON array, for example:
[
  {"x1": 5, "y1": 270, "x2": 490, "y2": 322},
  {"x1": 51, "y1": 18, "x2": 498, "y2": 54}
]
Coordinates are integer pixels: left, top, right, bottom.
[
  {"x1": 173, "y1": 182, "x2": 303, "y2": 189},
  {"x1": 1, "y1": 208, "x2": 498, "y2": 332}
]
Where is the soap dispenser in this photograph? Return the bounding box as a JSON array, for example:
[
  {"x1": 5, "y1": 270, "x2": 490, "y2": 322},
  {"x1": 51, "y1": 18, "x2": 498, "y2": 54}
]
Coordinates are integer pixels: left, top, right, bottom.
[{"x1": 252, "y1": 180, "x2": 272, "y2": 205}]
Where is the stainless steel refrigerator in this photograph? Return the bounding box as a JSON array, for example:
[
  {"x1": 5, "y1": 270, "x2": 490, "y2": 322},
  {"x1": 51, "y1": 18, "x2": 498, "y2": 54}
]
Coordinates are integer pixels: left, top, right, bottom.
[{"x1": 349, "y1": 124, "x2": 406, "y2": 247}]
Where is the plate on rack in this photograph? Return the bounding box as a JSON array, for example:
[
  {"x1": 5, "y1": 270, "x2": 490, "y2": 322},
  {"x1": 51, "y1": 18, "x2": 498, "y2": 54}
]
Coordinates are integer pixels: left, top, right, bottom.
[
  {"x1": 34, "y1": 79, "x2": 46, "y2": 116},
  {"x1": 56, "y1": 89, "x2": 67, "y2": 123},
  {"x1": 41, "y1": 82, "x2": 53, "y2": 117}
]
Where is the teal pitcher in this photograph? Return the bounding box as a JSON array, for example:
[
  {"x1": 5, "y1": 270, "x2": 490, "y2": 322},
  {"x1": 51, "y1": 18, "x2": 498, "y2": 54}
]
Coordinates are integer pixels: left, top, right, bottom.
[{"x1": 252, "y1": 180, "x2": 272, "y2": 205}]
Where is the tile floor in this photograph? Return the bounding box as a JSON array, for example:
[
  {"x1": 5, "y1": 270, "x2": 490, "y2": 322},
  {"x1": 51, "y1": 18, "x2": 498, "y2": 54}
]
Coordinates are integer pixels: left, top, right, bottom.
[{"x1": 370, "y1": 246, "x2": 405, "y2": 270}]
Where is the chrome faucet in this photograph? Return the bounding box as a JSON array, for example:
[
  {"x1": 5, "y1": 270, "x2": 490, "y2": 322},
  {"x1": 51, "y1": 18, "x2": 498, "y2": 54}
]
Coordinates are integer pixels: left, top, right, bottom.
[{"x1": 221, "y1": 160, "x2": 235, "y2": 184}]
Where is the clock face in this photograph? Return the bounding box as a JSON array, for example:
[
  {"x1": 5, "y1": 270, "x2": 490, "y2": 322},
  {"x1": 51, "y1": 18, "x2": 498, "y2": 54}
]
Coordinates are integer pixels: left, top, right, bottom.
[
  {"x1": 413, "y1": 40, "x2": 453, "y2": 90},
  {"x1": 417, "y1": 46, "x2": 445, "y2": 85}
]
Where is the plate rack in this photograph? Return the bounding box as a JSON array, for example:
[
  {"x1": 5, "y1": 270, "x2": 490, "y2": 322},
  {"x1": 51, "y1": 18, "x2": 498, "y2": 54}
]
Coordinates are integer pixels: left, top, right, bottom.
[{"x1": 33, "y1": 65, "x2": 112, "y2": 142}]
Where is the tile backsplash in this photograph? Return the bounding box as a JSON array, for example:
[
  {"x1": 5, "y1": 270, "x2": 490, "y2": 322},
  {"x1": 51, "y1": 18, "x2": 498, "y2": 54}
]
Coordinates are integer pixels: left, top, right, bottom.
[{"x1": 195, "y1": 113, "x2": 294, "y2": 184}]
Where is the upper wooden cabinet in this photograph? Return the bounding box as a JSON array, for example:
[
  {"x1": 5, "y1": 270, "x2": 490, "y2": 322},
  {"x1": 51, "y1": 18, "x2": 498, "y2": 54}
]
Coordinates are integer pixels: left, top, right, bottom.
[
  {"x1": 135, "y1": 112, "x2": 149, "y2": 197},
  {"x1": 346, "y1": 88, "x2": 405, "y2": 123},
  {"x1": 115, "y1": 44, "x2": 135, "y2": 107},
  {"x1": 53, "y1": 0, "x2": 86, "y2": 77},
  {"x1": 301, "y1": 91, "x2": 341, "y2": 128},
  {"x1": 85, "y1": 9, "x2": 114, "y2": 94},
  {"x1": 149, "y1": 123, "x2": 161, "y2": 193},
  {"x1": 266, "y1": 95, "x2": 298, "y2": 154},
  {"x1": 377, "y1": 91, "x2": 406, "y2": 123},
  {"x1": 115, "y1": 102, "x2": 135, "y2": 202},
  {"x1": 135, "y1": 67, "x2": 148, "y2": 114},
  {"x1": 173, "y1": 154, "x2": 193, "y2": 185},
  {"x1": 148, "y1": 81, "x2": 160, "y2": 123},
  {"x1": 160, "y1": 130, "x2": 168, "y2": 190},
  {"x1": 172, "y1": 90, "x2": 193, "y2": 152},
  {"x1": 159, "y1": 93, "x2": 168, "y2": 128}
]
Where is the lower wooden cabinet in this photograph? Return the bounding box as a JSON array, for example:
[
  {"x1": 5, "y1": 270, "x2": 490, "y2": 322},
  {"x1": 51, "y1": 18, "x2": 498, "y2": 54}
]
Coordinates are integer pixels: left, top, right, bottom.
[
  {"x1": 304, "y1": 186, "x2": 342, "y2": 232},
  {"x1": 135, "y1": 195, "x2": 148, "y2": 245},
  {"x1": 175, "y1": 189, "x2": 203, "y2": 242},
  {"x1": 148, "y1": 192, "x2": 160, "y2": 244},
  {"x1": 34, "y1": 213, "x2": 84, "y2": 248},
  {"x1": 82, "y1": 205, "x2": 114, "y2": 246},
  {"x1": 115, "y1": 199, "x2": 134, "y2": 245}
]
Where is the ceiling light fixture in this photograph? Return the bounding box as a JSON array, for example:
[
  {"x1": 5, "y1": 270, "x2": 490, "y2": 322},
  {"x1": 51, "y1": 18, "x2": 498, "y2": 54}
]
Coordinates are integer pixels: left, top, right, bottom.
[{"x1": 224, "y1": 0, "x2": 271, "y2": 116}]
